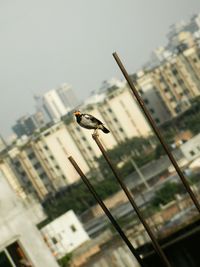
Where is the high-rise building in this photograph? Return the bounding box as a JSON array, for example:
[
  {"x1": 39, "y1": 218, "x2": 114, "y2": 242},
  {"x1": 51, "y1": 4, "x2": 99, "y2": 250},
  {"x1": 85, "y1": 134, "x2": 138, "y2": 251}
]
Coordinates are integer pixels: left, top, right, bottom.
[
  {"x1": 136, "y1": 35, "x2": 200, "y2": 121},
  {"x1": 12, "y1": 115, "x2": 38, "y2": 137},
  {"x1": 6, "y1": 121, "x2": 91, "y2": 201},
  {"x1": 64, "y1": 82, "x2": 152, "y2": 167},
  {"x1": 135, "y1": 71, "x2": 171, "y2": 125},
  {"x1": 36, "y1": 89, "x2": 70, "y2": 122},
  {"x1": 34, "y1": 84, "x2": 79, "y2": 124},
  {"x1": 0, "y1": 135, "x2": 6, "y2": 152},
  {"x1": 57, "y1": 83, "x2": 79, "y2": 110}
]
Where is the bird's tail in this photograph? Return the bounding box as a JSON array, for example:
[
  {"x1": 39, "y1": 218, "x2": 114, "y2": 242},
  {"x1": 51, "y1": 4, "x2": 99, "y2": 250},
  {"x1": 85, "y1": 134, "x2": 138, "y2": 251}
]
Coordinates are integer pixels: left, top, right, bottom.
[{"x1": 101, "y1": 125, "x2": 110, "y2": 133}]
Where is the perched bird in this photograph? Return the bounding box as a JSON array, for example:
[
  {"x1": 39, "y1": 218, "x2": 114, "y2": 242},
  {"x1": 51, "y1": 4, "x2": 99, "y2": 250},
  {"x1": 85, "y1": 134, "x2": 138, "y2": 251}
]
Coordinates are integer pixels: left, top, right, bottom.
[{"x1": 74, "y1": 110, "x2": 110, "y2": 134}]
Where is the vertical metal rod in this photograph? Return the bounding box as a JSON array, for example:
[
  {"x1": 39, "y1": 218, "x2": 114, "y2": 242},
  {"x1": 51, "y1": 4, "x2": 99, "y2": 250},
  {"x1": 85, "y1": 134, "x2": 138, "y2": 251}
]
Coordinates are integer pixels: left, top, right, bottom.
[
  {"x1": 68, "y1": 156, "x2": 145, "y2": 267},
  {"x1": 92, "y1": 134, "x2": 171, "y2": 267},
  {"x1": 112, "y1": 51, "x2": 200, "y2": 213}
]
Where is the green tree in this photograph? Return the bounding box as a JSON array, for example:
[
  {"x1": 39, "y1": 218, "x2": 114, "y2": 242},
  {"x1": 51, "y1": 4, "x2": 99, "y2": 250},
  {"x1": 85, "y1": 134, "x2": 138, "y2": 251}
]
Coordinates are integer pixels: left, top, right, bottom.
[
  {"x1": 58, "y1": 253, "x2": 72, "y2": 267},
  {"x1": 151, "y1": 182, "x2": 185, "y2": 208}
]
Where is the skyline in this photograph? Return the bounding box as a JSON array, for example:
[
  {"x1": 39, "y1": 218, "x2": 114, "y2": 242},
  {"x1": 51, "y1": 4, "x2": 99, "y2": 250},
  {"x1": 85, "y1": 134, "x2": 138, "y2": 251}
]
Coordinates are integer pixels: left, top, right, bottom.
[{"x1": 1, "y1": 1, "x2": 200, "y2": 139}]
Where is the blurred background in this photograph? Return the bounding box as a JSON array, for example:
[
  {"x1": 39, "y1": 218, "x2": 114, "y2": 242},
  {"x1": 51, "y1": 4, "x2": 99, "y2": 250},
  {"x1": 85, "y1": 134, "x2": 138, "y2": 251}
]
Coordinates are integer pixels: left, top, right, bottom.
[{"x1": 0, "y1": 1, "x2": 200, "y2": 266}]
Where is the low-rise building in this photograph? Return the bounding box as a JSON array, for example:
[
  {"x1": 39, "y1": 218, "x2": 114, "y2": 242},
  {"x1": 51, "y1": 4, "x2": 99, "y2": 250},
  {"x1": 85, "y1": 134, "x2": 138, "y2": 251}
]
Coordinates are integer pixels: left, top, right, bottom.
[
  {"x1": 41, "y1": 210, "x2": 90, "y2": 259},
  {"x1": 179, "y1": 133, "x2": 200, "y2": 161}
]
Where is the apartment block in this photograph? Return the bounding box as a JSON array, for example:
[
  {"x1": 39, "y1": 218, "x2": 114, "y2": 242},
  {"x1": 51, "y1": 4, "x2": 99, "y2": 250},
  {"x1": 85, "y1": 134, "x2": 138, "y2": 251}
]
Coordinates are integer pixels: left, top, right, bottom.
[
  {"x1": 135, "y1": 40, "x2": 200, "y2": 122},
  {"x1": 134, "y1": 71, "x2": 171, "y2": 125},
  {"x1": 152, "y1": 45, "x2": 200, "y2": 116},
  {"x1": 0, "y1": 156, "x2": 27, "y2": 200},
  {"x1": 64, "y1": 84, "x2": 152, "y2": 169},
  {"x1": 34, "y1": 122, "x2": 90, "y2": 184},
  {"x1": 5, "y1": 121, "x2": 92, "y2": 201}
]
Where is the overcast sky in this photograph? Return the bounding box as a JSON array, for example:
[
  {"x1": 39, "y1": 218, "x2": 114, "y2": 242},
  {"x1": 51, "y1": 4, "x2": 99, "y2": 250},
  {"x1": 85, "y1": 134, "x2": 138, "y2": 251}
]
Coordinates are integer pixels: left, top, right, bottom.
[{"x1": 1, "y1": 0, "x2": 200, "y2": 138}]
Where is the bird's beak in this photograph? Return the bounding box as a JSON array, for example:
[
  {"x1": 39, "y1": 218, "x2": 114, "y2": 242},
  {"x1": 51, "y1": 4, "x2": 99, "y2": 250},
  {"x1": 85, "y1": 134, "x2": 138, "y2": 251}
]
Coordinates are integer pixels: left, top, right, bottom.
[{"x1": 74, "y1": 110, "x2": 81, "y2": 116}]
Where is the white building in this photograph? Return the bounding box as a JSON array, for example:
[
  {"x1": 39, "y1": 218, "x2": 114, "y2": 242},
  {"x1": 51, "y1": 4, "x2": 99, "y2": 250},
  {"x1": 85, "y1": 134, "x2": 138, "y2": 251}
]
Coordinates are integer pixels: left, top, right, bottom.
[
  {"x1": 0, "y1": 170, "x2": 59, "y2": 267},
  {"x1": 35, "y1": 121, "x2": 90, "y2": 185},
  {"x1": 135, "y1": 71, "x2": 171, "y2": 125},
  {"x1": 57, "y1": 83, "x2": 79, "y2": 110},
  {"x1": 179, "y1": 133, "x2": 200, "y2": 161},
  {"x1": 0, "y1": 135, "x2": 6, "y2": 152},
  {"x1": 34, "y1": 84, "x2": 79, "y2": 124},
  {"x1": 41, "y1": 210, "x2": 90, "y2": 259},
  {"x1": 65, "y1": 83, "x2": 152, "y2": 167},
  {"x1": 35, "y1": 89, "x2": 69, "y2": 122}
]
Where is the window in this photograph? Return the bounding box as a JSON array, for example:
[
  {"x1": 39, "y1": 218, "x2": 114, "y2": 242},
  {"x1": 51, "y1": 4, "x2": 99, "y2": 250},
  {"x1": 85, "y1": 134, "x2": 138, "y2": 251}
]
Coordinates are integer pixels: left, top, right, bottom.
[
  {"x1": 143, "y1": 99, "x2": 149, "y2": 104},
  {"x1": 70, "y1": 225, "x2": 77, "y2": 232},
  {"x1": 155, "y1": 118, "x2": 160, "y2": 124},
  {"x1": 40, "y1": 172, "x2": 47, "y2": 179},
  {"x1": 0, "y1": 241, "x2": 32, "y2": 267},
  {"x1": 189, "y1": 150, "x2": 195, "y2": 156},
  {"x1": 172, "y1": 69, "x2": 178, "y2": 75},
  {"x1": 44, "y1": 131, "x2": 50, "y2": 137},
  {"x1": 28, "y1": 153, "x2": 35, "y2": 160},
  {"x1": 119, "y1": 127, "x2": 124, "y2": 132},
  {"x1": 178, "y1": 79, "x2": 184, "y2": 85},
  {"x1": 52, "y1": 237, "x2": 58, "y2": 244},
  {"x1": 164, "y1": 87, "x2": 169, "y2": 93},
  {"x1": 34, "y1": 162, "x2": 41, "y2": 169},
  {"x1": 150, "y1": 108, "x2": 155, "y2": 114},
  {"x1": 169, "y1": 96, "x2": 175, "y2": 102},
  {"x1": 0, "y1": 251, "x2": 13, "y2": 267}
]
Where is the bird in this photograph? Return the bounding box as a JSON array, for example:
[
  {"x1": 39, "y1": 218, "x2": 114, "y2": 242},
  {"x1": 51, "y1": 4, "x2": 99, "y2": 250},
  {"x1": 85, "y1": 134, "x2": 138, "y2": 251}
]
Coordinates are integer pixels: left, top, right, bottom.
[{"x1": 73, "y1": 110, "x2": 110, "y2": 134}]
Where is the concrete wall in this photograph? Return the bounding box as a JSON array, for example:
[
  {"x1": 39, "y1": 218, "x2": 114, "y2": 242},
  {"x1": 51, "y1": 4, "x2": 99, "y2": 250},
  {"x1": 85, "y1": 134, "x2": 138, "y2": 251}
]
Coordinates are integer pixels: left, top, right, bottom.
[{"x1": 0, "y1": 170, "x2": 59, "y2": 267}]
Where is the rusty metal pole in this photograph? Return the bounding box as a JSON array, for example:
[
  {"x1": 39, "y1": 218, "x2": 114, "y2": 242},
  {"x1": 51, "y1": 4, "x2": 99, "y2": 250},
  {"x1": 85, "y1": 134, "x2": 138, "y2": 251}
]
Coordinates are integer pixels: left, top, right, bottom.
[
  {"x1": 68, "y1": 156, "x2": 145, "y2": 267},
  {"x1": 112, "y1": 51, "x2": 200, "y2": 213},
  {"x1": 92, "y1": 134, "x2": 172, "y2": 267}
]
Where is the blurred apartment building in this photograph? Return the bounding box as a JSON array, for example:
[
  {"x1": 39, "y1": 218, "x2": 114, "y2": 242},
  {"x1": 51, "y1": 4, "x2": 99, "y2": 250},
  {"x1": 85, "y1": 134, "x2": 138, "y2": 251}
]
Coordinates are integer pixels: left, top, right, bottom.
[
  {"x1": 13, "y1": 84, "x2": 79, "y2": 138},
  {"x1": 12, "y1": 111, "x2": 46, "y2": 137},
  {"x1": 134, "y1": 32, "x2": 200, "y2": 124},
  {"x1": 65, "y1": 83, "x2": 152, "y2": 168},
  {"x1": 5, "y1": 12, "x2": 200, "y2": 202},
  {"x1": 1, "y1": 81, "x2": 153, "y2": 201},
  {"x1": 35, "y1": 83, "x2": 79, "y2": 123},
  {"x1": 1, "y1": 122, "x2": 90, "y2": 201}
]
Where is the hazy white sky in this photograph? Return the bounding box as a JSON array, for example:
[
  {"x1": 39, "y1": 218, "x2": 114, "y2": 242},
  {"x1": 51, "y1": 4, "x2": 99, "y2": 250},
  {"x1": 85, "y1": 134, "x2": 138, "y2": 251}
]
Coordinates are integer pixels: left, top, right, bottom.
[{"x1": 1, "y1": 0, "x2": 200, "y2": 138}]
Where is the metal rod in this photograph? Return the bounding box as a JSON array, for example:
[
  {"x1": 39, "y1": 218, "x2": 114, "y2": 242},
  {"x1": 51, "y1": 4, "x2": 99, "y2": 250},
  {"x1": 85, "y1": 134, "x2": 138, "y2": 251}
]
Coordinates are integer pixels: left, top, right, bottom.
[
  {"x1": 112, "y1": 51, "x2": 200, "y2": 213},
  {"x1": 92, "y1": 134, "x2": 171, "y2": 267},
  {"x1": 68, "y1": 155, "x2": 145, "y2": 267}
]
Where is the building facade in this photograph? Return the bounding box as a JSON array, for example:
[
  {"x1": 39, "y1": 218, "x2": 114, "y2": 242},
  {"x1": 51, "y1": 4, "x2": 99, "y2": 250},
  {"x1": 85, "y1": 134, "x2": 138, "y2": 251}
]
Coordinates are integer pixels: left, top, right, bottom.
[
  {"x1": 135, "y1": 38, "x2": 200, "y2": 123},
  {"x1": 41, "y1": 210, "x2": 90, "y2": 259},
  {"x1": 0, "y1": 170, "x2": 59, "y2": 267},
  {"x1": 57, "y1": 83, "x2": 79, "y2": 110}
]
